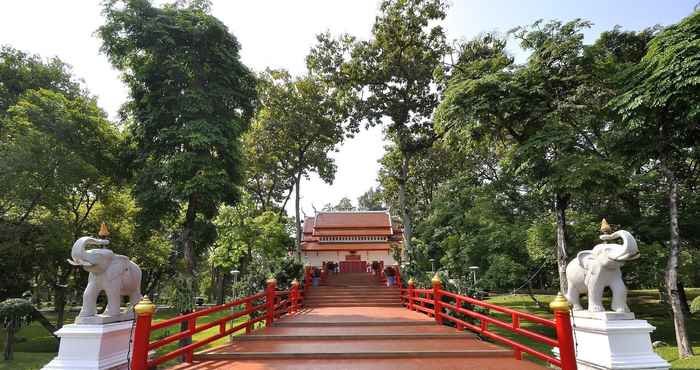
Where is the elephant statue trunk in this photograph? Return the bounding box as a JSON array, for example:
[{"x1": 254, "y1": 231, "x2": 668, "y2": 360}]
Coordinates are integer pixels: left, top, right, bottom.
[
  {"x1": 602, "y1": 231, "x2": 639, "y2": 262},
  {"x1": 68, "y1": 237, "x2": 110, "y2": 267}
]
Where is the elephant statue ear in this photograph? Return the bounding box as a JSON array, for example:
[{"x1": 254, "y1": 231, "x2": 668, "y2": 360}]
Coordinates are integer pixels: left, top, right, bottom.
[{"x1": 576, "y1": 251, "x2": 595, "y2": 270}]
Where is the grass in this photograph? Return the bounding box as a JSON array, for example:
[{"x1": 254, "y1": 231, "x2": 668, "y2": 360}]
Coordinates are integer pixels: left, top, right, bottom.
[
  {"x1": 483, "y1": 289, "x2": 700, "y2": 369},
  {"x1": 0, "y1": 305, "x2": 260, "y2": 370}
]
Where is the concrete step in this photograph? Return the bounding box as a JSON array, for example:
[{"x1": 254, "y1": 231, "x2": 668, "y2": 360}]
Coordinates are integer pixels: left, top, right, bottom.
[
  {"x1": 196, "y1": 349, "x2": 513, "y2": 360},
  {"x1": 174, "y1": 357, "x2": 547, "y2": 370},
  {"x1": 247, "y1": 325, "x2": 473, "y2": 337},
  {"x1": 305, "y1": 302, "x2": 402, "y2": 308},
  {"x1": 237, "y1": 333, "x2": 474, "y2": 341},
  {"x1": 198, "y1": 338, "x2": 513, "y2": 359},
  {"x1": 304, "y1": 297, "x2": 400, "y2": 302},
  {"x1": 304, "y1": 293, "x2": 400, "y2": 298},
  {"x1": 272, "y1": 320, "x2": 436, "y2": 327}
]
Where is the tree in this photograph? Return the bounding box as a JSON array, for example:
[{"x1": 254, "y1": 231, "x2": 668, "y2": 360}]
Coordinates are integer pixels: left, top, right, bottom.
[
  {"x1": 0, "y1": 46, "x2": 80, "y2": 121},
  {"x1": 210, "y1": 196, "x2": 294, "y2": 299},
  {"x1": 307, "y1": 0, "x2": 449, "y2": 257},
  {"x1": 323, "y1": 197, "x2": 356, "y2": 212},
  {"x1": 357, "y1": 187, "x2": 385, "y2": 211},
  {"x1": 0, "y1": 86, "x2": 121, "y2": 327},
  {"x1": 436, "y1": 22, "x2": 623, "y2": 293},
  {"x1": 0, "y1": 299, "x2": 34, "y2": 360},
  {"x1": 611, "y1": 10, "x2": 700, "y2": 358},
  {"x1": 242, "y1": 122, "x2": 294, "y2": 212},
  {"x1": 253, "y1": 70, "x2": 346, "y2": 257},
  {"x1": 99, "y1": 0, "x2": 257, "y2": 281}
]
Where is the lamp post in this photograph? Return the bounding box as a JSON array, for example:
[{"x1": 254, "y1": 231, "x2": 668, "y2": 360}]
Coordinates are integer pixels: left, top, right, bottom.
[
  {"x1": 468, "y1": 266, "x2": 479, "y2": 286},
  {"x1": 429, "y1": 258, "x2": 435, "y2": 273},
  {"x1": 230, "y1": 270, "x2": 240, "y2": 300}
]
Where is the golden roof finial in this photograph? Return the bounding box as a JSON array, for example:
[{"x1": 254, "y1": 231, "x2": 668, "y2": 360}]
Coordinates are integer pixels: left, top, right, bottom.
[
  {"x1": 98, "y1": 222, "x2": 110, "y2": 238},
  {"x1": 600, "y1": 218, "x2": 612, "y2": 234}
]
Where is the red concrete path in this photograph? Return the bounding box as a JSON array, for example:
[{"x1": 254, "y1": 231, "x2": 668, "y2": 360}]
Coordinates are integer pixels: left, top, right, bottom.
[{"x1": 169, "y1": 273, "x2": 545, "y2": 370}]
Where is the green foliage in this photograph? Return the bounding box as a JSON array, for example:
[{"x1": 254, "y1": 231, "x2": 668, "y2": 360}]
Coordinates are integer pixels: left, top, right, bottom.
[
  {"x1": 308, "y1": 0, "x2": 450, "y2": 252},
  {"x1": 357, "y1": 187, "x2": 385, "y2": 211},
  {"x1": 99, "y1": 0, "x2": 256, "y2": 277},
  {"x1": 0, "y1": 47, "x2": 123, "y2": 303},
  {"x1": 169, "y1": 274, "x2": 195, "y2": 314},
  {"x1": 209, "y1": 196, "x2": 295, "y2": 296},
  {"x1": 0, "y1": 299, "x2": 33, "y2": 329},
  {"x1": 691, "y1": 296, "x2": 700, "y2": 315},
  {"x1": 323, "y1": 197, "x2": 356, "y2": 212}
]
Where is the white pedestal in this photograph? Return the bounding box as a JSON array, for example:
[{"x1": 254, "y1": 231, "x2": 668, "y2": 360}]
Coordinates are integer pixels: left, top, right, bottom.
[
  {"x1": 572, "y1": 311, "x2": 670, "y2": 370},
  {"x1": 42, "y1": 321, "x2": 134, "y2": 370}
]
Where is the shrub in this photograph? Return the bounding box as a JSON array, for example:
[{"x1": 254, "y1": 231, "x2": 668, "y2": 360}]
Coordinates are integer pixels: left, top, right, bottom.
[{"x1": 691, "y1": 296, "x2": 700, "y2": 315}]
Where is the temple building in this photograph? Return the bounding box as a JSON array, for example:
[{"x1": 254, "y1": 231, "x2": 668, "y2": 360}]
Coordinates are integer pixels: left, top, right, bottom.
[{"x1": 301, "y1": 211, "x2": 403, "y2": 272}]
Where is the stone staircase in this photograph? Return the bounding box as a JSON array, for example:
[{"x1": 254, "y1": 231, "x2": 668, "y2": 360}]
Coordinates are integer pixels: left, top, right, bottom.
[
  {"x1": 174, "y1": 272, "x2": 545, "y2": 369},
  {"x1": 304, "y1": 272, "x2": 402, "y2": 308},
  {"x1": 183, "y1": 306, "x2": 544, "y2": 370}
]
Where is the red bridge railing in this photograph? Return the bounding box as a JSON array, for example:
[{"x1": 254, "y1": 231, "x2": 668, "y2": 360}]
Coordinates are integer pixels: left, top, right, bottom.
[
  {"x1": 130, "y1": 278, "x2": 304, "y2": 370},
  {"x1": 400, "y1": 276, "x2": 576, "y2": 370}
]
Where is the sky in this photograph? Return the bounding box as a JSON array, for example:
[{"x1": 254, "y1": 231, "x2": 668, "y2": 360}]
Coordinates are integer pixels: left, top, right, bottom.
[{"x1": 0, "y1": 0, "x2": 696, "y2": 218}]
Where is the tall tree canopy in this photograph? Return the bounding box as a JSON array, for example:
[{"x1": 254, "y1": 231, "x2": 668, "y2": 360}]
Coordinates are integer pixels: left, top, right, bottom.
[
  {"x1": 0, "y1": 46, "x2": 124, "y2": 328},
  {"x1": 611, "y1": 10, "x2": 700, "y2": 358},
  {"x1": 99, "y1": 0, "x2": 257, "y2": 279},
  {"x1": 252, "y1": 70, "x2": 346, "y2": 256},
  {"x1": 307, "y1": 0, "x2": 449, "y2": 258}
]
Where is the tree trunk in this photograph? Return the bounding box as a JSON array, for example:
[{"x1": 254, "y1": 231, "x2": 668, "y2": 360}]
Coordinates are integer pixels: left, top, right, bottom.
[
  {"x1": 31, "y1": 307, "x2": 58, "y2": 339},
  {"x1": 678, "y1": 281, "x2": 690, "y2": 317},
  {"x1": 397, "y1": 153, "x2": 413, "y2": 259},
  {"x1": 554, "y1": 192, "x2": 570, "y2": 295},
  {"x1": 294, "y1": 172, "x2": 303, "y2": 261},
  {"x1": 3, "y1": 320, "x2": 15, "y2": 360},
  {"x1": 217, "y1": 270, "x2": 225, "y2": 305},
  {"x1": 54, "y1": 286, "x2": 66, "y2": 329},
  {"x1": 182, "y1": 195, "x2": 197, "y2": 278},
  {"x1": 663, "y1": 170, "x2": 694, "y2": 358}
]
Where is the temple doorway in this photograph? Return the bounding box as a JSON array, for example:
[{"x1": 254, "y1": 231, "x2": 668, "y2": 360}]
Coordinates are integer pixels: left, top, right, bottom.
[{"x1": 339, "y1": 254, "x2": 366, "y2": 273}]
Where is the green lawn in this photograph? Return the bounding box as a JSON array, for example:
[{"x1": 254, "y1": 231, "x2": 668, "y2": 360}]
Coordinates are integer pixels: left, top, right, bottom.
[
  {"x1": 484, "y1": 289, "x2": 700, "y2": 369},
  {"x1": 0, "y1": 305, "x2": 260, "y2": 370}
]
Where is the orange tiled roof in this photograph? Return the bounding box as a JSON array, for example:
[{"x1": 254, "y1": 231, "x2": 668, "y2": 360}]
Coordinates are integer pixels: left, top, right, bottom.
[
  {"x1": 314, "y1": 212, "x2": 391, "y2": 229},
  {"x1": 301, "y1": 242, "x2": 392, "y2": 251},
  {"x1": 313, "y1": 228, "x2": 390, "y2": 236}
]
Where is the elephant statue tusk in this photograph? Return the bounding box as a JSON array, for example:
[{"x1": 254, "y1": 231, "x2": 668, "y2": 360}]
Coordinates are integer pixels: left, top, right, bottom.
[{"x1": 67, "y1": 259, "x2": 94, "y2": 267}]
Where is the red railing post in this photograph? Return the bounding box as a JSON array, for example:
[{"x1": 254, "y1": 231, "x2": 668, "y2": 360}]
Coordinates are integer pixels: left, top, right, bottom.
[
  {"x1": 185, "y1": 315, "x2": 196, "y2": 363},
  {"x1": 395, "y1": 265, "x2": 402, "y2": 287},
  {"x1": 551, "y1": 293, "x2": 577, "y2": 370},
  {"x1": 432, "y1": 274, "x2": 442, "y2": 325},
  {"x1": 290, "y1": 279, "x2": 299, "y2": 313},
  {"x1": 407, "y1": 278, "x2": 415, "y2": 311},
  {"x1": 130, "y1": 296, "x2": 155, "y2": 370},
  {"x1": 265, "y1": 278, "x2": 277, "y2": 327},
  {"x1": 512, "y1": 313, "x2": 522, "y2": 360}
]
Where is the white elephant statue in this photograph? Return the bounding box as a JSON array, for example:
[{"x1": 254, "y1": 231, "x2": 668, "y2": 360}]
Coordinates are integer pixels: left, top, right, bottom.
[
  {"x1": 68, "y1": 236, "x2": 142, "y2": 321},
  {"x1": 565, "y1": 230, "x2": 640, "y2": 312}
]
